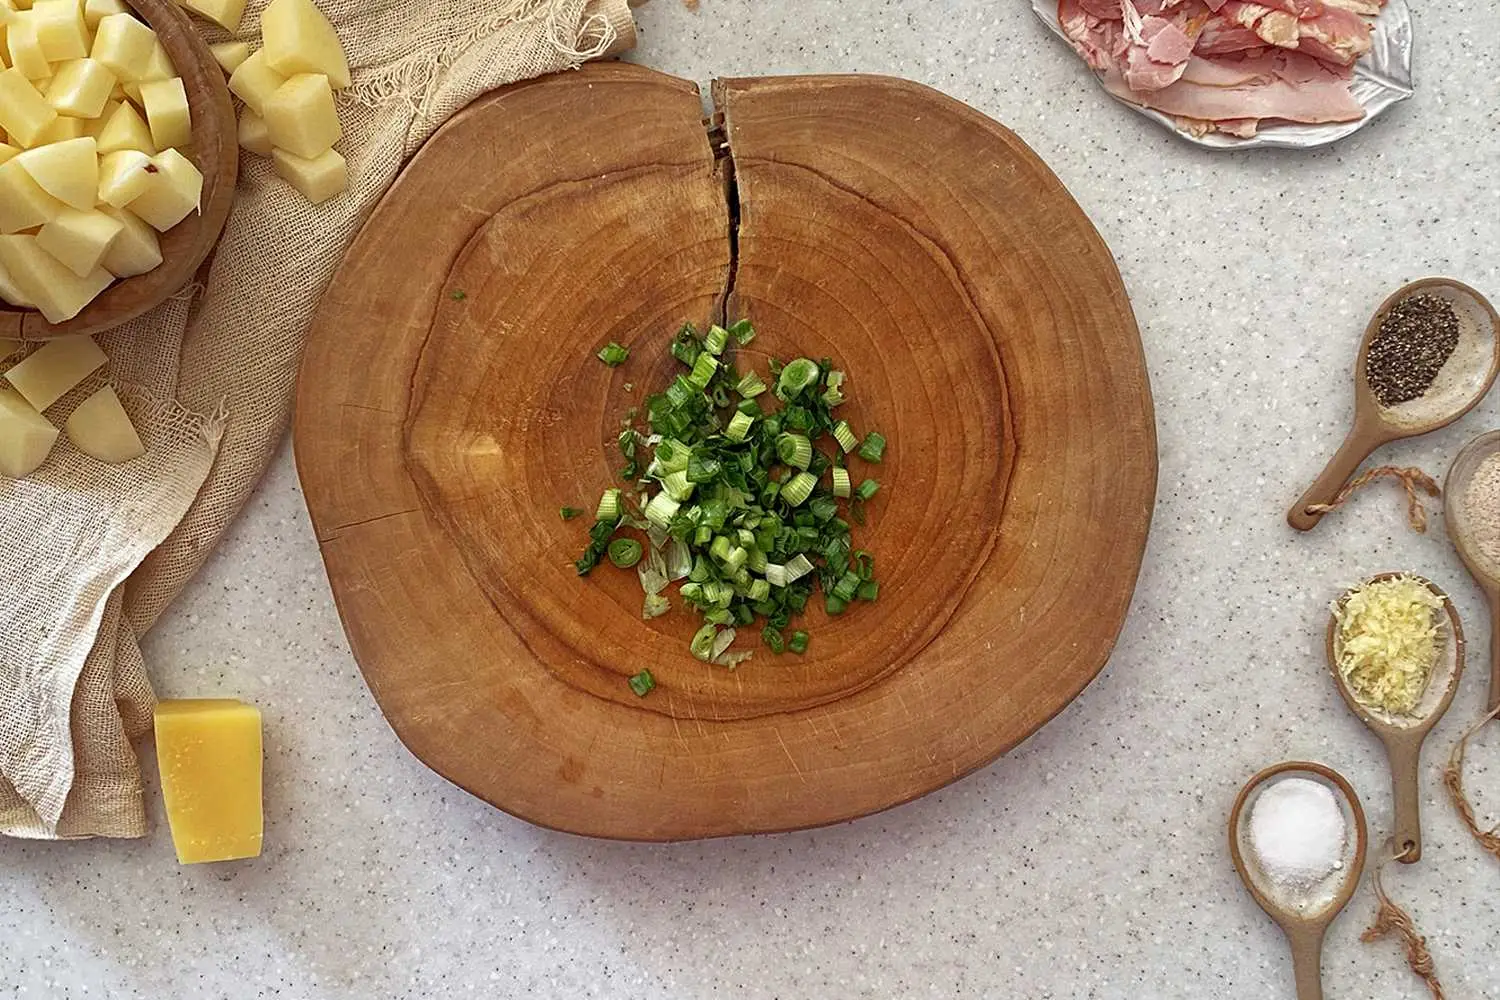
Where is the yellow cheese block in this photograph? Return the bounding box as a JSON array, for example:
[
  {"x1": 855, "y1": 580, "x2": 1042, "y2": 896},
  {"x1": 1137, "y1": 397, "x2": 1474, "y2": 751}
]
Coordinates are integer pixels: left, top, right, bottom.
[{"x1": 155, "y1": 699, "x2": 263, "y2": 865}]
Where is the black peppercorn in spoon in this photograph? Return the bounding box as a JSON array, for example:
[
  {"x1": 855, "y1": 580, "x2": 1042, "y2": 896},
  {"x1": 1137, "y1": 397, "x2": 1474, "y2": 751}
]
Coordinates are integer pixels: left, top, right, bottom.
[{"x1": 1289, "y1": 278, "x2": 1500, "y2": 531}]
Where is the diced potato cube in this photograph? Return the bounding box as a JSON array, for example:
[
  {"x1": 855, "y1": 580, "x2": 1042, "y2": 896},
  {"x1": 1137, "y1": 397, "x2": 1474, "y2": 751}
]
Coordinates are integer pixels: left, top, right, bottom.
[
  {"x1": 23, "y1": 114, "x2": 85, "y2": 147},
  {"x1": 66, "y1": 383, "x2": 142, "y2": 462},
  {"x1": 227, "y1": 49, "x2": 285, "y2": 117},
  {"x1": 96, "y1": 147, "x2": 149, "y2": 206},
  {"x1": 126, "y1": 146, "x2": 199, "y2": 230},
  {"x1": 6, "y1": 14, "x2": 50, "y2": 81},
  {"x1": 0, "y1": 156, "x2": 64, "y2": 232},
  {"x1": 140, "y1": 40, "x2": 173, "y2": 82},
  {"x1": 261, "y1": 0, "x2": 349, "y2": 89},
  {"x1": 0, "y1": 67, "x2": 57, "y2": 147},
  {"x1": 177, "y1": 0, "x2": 245, "y2": 33},
  {"x1": 262, "y1": 72, "x2": 338, "y2": 159},
  {"x1": 8, "y1": 0, "x2": 35, "y2": 10},
  {"x1": 31, "y1": 0, "x2": 89, "y2": 63},
  {"x1": 272, "y1": 145, "x2": 343, "y2": 204},
  {"x1": 98, "y1": 204, "x2": 159, "y2": 275},
  {"x1": 209, "y1": 40, "x2": 249, "y2": 75},
  {"x1": 95, "y1": 99, "x2": 153, "y2": 154},
  {"x1": 84, "y1": 0, "x2": 128, "y2": 30},
  {"x1": 0, "y1": 142, "x2": 20, "y2": 166},
  {"x1": 138, "y1": 76, "x2": 189, "y2": 149},
  {"x1": 47, "y1": 58, "x2": 116, "y2": 118},
  {"x1": 83, "y1": 97, "x2": 121, "y2": 137},
  {"x1": 236, "y1": 108, "x2": 271, "y2": 156},
  {"x1": 0, "y1": 329, "x2": 106, "y2": 407},
  {"x1": 15, "y1": 136, "x2": 97, "y2": 210},
  {"x1": 90, "y1": 12, "x2": 156, "y2": 83},
  {"x1": 0, "y1": 384, "x2": 58, "y2": 477},
  {"x1": 37, "y1": 206, "x2": 123, "y2": 275}
]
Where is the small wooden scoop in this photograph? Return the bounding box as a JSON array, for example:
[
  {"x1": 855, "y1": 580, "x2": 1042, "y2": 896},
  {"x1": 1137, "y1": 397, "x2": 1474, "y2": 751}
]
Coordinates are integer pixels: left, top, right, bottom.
[
  {"x1": 1327, "y1": 574, "x2": 1465, "y2": 863},
  {"x1": 1445, "y1": 431, "x2": 1500, "y2": 717},
  {"x1": 1230, "y1": 762, "x2": 1368, "y2": 1000},
  {"x1": 1289, "y1": 278, "x2": 1500, "y2": 531}
]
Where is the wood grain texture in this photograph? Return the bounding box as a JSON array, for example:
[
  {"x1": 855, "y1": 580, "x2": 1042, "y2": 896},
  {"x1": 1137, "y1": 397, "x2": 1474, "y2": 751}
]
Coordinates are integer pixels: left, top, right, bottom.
[
  {"x1": 2, "y1": 0, "x2": 237, "y2": 341},
  {"x1": 294, "y1": 63, "x2": 1157, "y2": 840}
]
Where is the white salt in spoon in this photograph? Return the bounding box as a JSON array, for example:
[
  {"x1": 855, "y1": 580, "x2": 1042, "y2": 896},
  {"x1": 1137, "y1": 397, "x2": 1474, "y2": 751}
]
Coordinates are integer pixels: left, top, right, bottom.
[
  {"x1": 1445, "y1": 431, "x2": 1500, "y2": 717},
  {"x1": 1229, "y1": 762, "x2": 1368, "y2": 1000},
  {"x1": 1327, "y1": 574, "x2": 1465, "y2": 863},
  {"x1": 1290, "y1": 278, "x2": 1500, "y2": 531}
]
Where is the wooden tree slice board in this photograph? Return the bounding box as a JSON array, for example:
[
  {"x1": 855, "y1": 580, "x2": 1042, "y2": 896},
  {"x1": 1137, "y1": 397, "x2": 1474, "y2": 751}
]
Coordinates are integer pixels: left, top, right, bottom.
[{"x1": 294, "y1": 63, "x2": 1157, "y2": 840}]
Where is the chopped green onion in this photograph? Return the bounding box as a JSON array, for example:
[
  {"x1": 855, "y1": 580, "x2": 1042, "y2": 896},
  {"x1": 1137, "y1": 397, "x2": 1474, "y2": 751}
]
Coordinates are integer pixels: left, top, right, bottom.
[
  {"x1": 671, "y1": 324, "x2": 701, "y2": 366},
  {"x1": 710, "y1": 535, "x2": 733, "y2": 562},
  {"x1": 856, "y1": 478, "x2": 880, "y2": 501},
  {"x1": 788, "y1": 630, "x2": 809, "y2": 654},
  {"x1": 856, "y1": 579, "x2": 879, "y2": 601},
  {"x1": 780, "y1": 471, "x2": 816, "y2": 507},
  {"x1": 596, "y1": 488, "x2": 622, "y2": 523},
  {"x1": 825, "y1": 595, "x2": 847, "y2": 615},
  {"x1": 822, "y1": 371, "x2": 845, "y2": 407},
  {"x1": 628, "y1": 669, "x2": 656, "y2": 696},
  {"x1": 662, "y1": 470, "x2": 694, "y2": 502},
  {"x1": 688, "y1": 352, "x2": 719, "y2": 388},
  {"x1": 686, "y1": 453, "x2": 722, "y2": 483},
  {"x1": 858, "y1": 431, "x2": 886, "y2": 463},
  {"x1": 725, "y1": 410, "x2": 754, "y2": 442},
  {"x1": 762, "y1": 627, "x2": 785, "y2": 653},
  {"x1": 729, "y1": 319, "x2": 756, "y2": 345},
  {"x1": 765, "y1": 563, "x2": 789, "y2": 588},
  {"x1": 608, "y1": 538, "x2": 643, "y2": 569},
  {"x1": 748, "y1": 578, "x2": 770, "y2": 601},
  {"x1": 644, "y1": 492, "x2": 681, "y2": 528},
  {"x1": 747, "y1": 548, "x2": 768, "y2": 574},
  {"x1": 832, "y1": 421, "x2": 858, "y2": 454},
  {"x1": 690, "y1": 623, "x2": 719, "y2": 661},
  {"x1": 832, "y1": 571, "x2": 860, "y2": 602},
  {"x1": 785, "y1": 553, "x2": 814, "y2": 582},
  {"x1": 736, "y1": 371, "x2": 767, "y2": 398},
  {"x1": 723, "y1": 546, "x2": 748, "y2": 572},
  {"x1": 736, "y1": 398, "x2": 763, "y2": 418},
  {"x1": 560, "y1": 505, "x2": 584, "y2": 520},
  {"x1": 831, "y1": 467, "x2": 851, "y2": 498},
  {"x1": 704, "y1": 325, "x2": 730, "y2": 355},
  {"x1": 643, "y1": 593, "x2": 670, "y2": 619},
  {"x1": 777, "y1": 433, "x2": 813, "y2": 470},
  {"x1": 776, "y1": 357, "x2": 820, "y2": 399},
  {"x1": 598, "y1": 342, "x2": 630, "y2": 367}
]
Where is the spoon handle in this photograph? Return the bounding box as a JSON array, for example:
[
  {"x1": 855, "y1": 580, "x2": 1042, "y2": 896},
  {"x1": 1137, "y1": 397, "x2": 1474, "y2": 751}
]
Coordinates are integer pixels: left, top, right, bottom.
[
  {"x1": 1385, "y1": 736, "x2": 1424, "y2": 863},
  {"x1": 1286, "y1": 925, "x2": 1327, "y2": 1000},
  {"x1": 1489, "y1": 587, "x2": 1500, "y2": 717},
  {"x1": 1288, "y1": 426, "x2": 1383, "y2": 532}
]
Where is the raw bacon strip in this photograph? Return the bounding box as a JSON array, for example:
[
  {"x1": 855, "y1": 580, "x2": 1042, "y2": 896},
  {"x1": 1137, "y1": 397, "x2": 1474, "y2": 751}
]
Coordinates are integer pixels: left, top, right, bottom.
[{"x1": 1101, "y1": 66, "x2": 1364, "y2": 123}]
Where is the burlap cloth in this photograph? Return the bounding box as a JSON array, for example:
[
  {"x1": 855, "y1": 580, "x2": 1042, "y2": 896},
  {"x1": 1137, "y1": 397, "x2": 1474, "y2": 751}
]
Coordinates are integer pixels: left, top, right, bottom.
[{"x1": 0, "y1": 0, "x2": 639, "y2": 840}]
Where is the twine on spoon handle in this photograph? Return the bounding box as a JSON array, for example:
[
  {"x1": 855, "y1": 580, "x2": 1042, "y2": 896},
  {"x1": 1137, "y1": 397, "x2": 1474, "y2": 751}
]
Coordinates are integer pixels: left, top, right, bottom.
[
  {"x1": 1442, "y1": 702, "x2": 1500, "y2": 861},
  {"x1": 1306, "y1": 466, "x2": 1440, "y2": 533},
  {"x1": 1361, "y1": 852, "x2": 1445, "y2": 1000}
]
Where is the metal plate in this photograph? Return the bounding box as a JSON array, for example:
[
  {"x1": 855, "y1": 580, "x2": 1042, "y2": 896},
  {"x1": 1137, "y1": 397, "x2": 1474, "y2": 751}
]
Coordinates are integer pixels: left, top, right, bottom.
[{"x1": 1034, "y1": 0, "x2": 1414, "y2": 150}]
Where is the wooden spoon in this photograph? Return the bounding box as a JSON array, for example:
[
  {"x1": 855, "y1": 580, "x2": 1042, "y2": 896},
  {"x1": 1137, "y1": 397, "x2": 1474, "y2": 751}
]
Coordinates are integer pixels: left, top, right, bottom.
[
  {"x1": 1229, "y1": 762, "x2": 1369, "y2": 1000},
  {"x1": 1445, "y1": 431, "x2": 1500, "y2": 717},
  {"x1": 1326, "y1": 574, "x2": 1465, "y2": 863},
  {"x1": 1288, "y1": 278, "x2": 1500, "y2": 531}
]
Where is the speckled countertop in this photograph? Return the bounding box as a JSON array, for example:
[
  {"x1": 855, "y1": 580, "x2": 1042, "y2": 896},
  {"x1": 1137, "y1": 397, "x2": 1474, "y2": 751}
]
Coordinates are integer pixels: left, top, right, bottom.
[{"x1": 5, "y1": 2, "x2": 1500, "y2": 997}]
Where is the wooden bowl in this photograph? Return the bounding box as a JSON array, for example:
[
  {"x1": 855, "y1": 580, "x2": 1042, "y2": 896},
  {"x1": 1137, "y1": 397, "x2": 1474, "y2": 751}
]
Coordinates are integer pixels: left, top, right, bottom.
[
  {"x1": 294, "y1": 65, "x2": 1157, "y2": 840},
  {"x1": 0, "y1": 0, "x2": 237, "y2": 341}
]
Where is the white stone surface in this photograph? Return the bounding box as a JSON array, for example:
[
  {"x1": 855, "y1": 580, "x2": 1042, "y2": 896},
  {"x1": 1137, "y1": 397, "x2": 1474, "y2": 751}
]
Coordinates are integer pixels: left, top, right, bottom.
[{"x1": 4, "y1": 1, "x2": 1500, "y2": 997}]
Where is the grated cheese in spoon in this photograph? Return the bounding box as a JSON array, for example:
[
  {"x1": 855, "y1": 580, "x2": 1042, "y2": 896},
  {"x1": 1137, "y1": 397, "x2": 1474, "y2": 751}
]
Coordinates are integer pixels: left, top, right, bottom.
[{"x1": 1334, "y1": 576, "x2": 1443, "y2": 716}]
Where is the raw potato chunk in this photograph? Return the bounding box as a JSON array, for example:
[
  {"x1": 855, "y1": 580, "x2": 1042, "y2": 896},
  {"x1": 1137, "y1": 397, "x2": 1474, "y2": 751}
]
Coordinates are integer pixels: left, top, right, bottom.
[
  {"x1": 83, "y1": 97, "x2": 122, "y2": 137},
  {"x1": 0, "y1": 265, "x2": 35, "y2": 307},
  {"x1": 0, "y1": 145, "x2": 16, "y2": 166},
  {"x1": 210, "y1": 40, "x2": 249, "y2": 75},
  {"x1": 96, "y1": 99, "x2": 154, "y2": 154},
  {"x1": 66, "y1": 384, "x2": 143, "y2": 462},
  {"x1": 31, "y1": 0, "x2": 89, "y2": 63},
  {"x1": 25, "y1": 114, "x2": 86, "y2": 146},
  {"x1": 97, "y1": 147, "x2": 150, "y2": 205},
  {"x1": 1, "y1": 331, "x2": 106, "y2": 408},
  {"x1": 0, "y1": 385, "x2": 58, "y2": 478},
  {"x1": 227, "y1": 49, "x2": 285, "y2": 117},
  {"x1": 178, "y1": 0, "x2": 246, "y2": 32},
  {"x1": 0, "y1": 235, "x2": 111, "y2": 323},
  {"x1": 0, "y1": 68, "x2": 58, "y2": 147},
  {"x1": 261, "y1": 0, "x2": 349, "y2": 89},
  {"x1": 237, "y1": 108, "x2": 271, "y2": 155},
  {"x1": 99, "y1": 204, "x2": 160, "y2": 275},
  {"x1": 0, "y1": 157, "x2": 65, "y2": 233},
  {"x1": 272, "y1": 146, "x2": 343, "y2": 204},
  {"x1": 47, "y1": 58, "x2": 117, "y2": 118},
  {"x1": 16, "y1": 136, "x2": 98, "y2": 210},
  {"x1": 263, "y1": 73, "x2": 339, "y2": 159},
  {"x1": 126, "y1": 147, "x2": 200, "y2": 230},
  {"x1": 139, "y1": 76, "x2": 190, "y2": 149},
  {"x1": 84, "y1": 0, "x2": 128, "y2": 30},
  {"x1": 7, "y1": 15, "x2": 51, "y2": 81},
  {"x1": 91, "y1": 12, "x2": 157, "y2": 83},
  {"x1": 37, "y1": 206, "x2": 123, "y2": 276}
]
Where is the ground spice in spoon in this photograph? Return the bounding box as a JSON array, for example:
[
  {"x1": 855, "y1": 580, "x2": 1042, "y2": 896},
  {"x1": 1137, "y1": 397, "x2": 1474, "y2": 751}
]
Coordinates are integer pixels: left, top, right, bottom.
[
  {"x1": 1459, "y1": 452, "x2": 1500, "y2": 573},
  {"x1": 1365, "y1": 294, "x2": 1461, "y2": 407}
]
